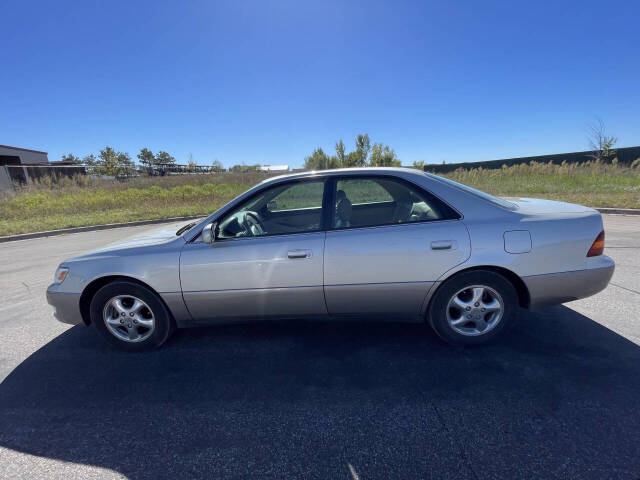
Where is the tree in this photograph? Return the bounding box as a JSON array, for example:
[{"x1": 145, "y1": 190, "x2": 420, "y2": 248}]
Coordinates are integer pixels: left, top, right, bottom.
[
  {"x1": 60, "y1": 153, "x2": 82, "y2": 164},
  {"x1": 211, "y1": 159, "x2": 225, "y2": 173},
  {"x1": 355, "y1": 133, "x2": 371, "y2": 166},
  {"x1": 98, "y1": 147, "x2": 118, "y2": 175},
  {"x1": 369, "y1": 143, "x2": 401, "y2": 167},
  {"x1": 155, "y1": 150, "x2": 176, "y2": 166},
  {"x1": 137, "y1": 148, "x2": 155, "y2": 172},
  {"x1": 342, "y1": 151, "x2": 359, "y2": 167},
  {"x1": 335, "y1": 140, "x2": 346, "y2": 167},
  {"x1": 304, "y1": 133, "x2": 401, "y2": 169},
  {"x1": 341, "y1": 133, "x2": 371, "y2": 167},
  {"x1": 587, "y1": 117, "x2": 617, "y2": 162},
  {"x1": 327, "y1": 155, "x2": 341, "y2": 169},
  {"x1": 229, "y1": 163, "x2": 260, "y2": 173},
  {"x1": 304, "y1": 148, "x2": 332, "y2": 170},
  {"x1": 82, "y1": 154, "x2": 98, "y2": 174},
  {"x1": 96, "y1": 147, "x2": 134, "y2": 177},
  {"x1": 412, "y1": 160, "x2": 426, "y2": 170}
]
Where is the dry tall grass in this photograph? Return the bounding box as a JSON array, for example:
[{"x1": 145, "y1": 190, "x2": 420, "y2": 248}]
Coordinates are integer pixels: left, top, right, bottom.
[
  {"x1": 0, "y1": 172, "x2": 270, "y2": 235},
  {"x1": 437, "y1": 159, "x2": 640, "y2": 209}
]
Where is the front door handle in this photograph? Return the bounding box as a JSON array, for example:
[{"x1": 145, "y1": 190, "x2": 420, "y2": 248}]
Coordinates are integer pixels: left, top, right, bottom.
[
  {"x1": 287, "y1": 249, "x2": 312, "y2": 259},
  {"x1": 431, "y1": 240, "x2": 455, "y2": 250}
]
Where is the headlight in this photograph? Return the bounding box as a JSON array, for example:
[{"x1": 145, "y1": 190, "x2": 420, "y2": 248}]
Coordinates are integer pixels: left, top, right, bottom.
[{"x1": 53, "y1": 267, "x2": 69, "y2": 285}]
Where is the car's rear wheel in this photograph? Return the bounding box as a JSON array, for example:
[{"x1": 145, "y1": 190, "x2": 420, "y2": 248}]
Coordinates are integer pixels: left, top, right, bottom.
[
  {"x1": 428, "y1": 270, "x2": 518, "y2": 345},
  {"x1": 90, "y1": 281, "x2": 174, "y2": 351}
]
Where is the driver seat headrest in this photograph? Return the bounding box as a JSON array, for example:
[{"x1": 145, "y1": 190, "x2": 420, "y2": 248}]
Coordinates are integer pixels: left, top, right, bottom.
[{"x1": 336, "y1": 198, "x2": 352, "y2": 228}]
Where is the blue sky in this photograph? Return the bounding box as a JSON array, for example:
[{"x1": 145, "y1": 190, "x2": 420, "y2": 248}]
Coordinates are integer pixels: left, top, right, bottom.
[{"x1": 2, "y1": 0, "x2": 639, "y2": 167}]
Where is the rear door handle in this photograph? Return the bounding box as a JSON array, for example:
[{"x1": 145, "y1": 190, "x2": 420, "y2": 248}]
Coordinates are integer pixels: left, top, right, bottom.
[
  {"x1": 431, "y1": 240, "x2": 455, "y2": 250},
  {"x1": 287, "y1": 249, "x2": 312, "y2": 259}
]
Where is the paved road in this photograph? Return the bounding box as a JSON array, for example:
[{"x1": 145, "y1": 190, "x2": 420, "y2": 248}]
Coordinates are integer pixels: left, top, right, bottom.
[{"x1": 0, "y1": 216, "x2": 638, "y2": 479}]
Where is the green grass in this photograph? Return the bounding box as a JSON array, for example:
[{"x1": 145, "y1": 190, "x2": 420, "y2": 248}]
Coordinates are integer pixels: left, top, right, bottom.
[{"x1": 1, "y1": 161, "x2": 639, "y2": 236}]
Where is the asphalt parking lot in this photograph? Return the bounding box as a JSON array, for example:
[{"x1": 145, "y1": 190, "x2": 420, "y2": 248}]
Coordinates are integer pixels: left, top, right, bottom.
[{"x1": 0, "y1": 215, "x2": 638, "y2": 479}]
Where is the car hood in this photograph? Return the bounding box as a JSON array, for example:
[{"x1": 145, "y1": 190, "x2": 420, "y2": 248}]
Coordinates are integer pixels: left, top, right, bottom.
[
  {"x1": 504, "y1": 197, "x2": 597, "y2": 214},
  {"x1": 67, "y1": 224, "x2": 186, "y2": 261}
]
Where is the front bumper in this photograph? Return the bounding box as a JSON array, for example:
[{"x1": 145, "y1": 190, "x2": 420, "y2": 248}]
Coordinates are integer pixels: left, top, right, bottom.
[
  {"x1": 523, "y1": 255, "x2": 615, "y2": 309},
  {"x1": 46, "y1": 286, "x2": 83, "y2": 325}
]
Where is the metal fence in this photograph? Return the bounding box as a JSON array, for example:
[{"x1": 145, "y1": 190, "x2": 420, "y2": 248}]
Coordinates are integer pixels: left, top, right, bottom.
[
  {"x1": 0, "y1": 164, "x2": 89, "y2": 192},
  {"x1": 0, "y1": 163, "x2": 250, "y2": 193},
  {"x1": 140, "y1": 163, "x2": 225, "y2": 175},
  {"x1": 422, "y1": 146, "x2": 640, "y2": 174}
]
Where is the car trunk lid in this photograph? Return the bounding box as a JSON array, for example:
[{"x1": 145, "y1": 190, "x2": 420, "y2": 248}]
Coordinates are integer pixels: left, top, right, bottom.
[{"x1": 504, "y1": 197, "x2": 597, "y2": 214}]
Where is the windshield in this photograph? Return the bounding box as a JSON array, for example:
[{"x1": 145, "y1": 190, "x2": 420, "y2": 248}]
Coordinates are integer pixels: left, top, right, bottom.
[{"x1": 425, "y1": 173, "x2": 518, "y2": 210}]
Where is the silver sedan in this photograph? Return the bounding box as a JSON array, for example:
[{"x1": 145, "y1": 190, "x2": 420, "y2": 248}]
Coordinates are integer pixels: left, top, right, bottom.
[{"x1": 47, "y1": 167, "x2": 614, "y2": 350}]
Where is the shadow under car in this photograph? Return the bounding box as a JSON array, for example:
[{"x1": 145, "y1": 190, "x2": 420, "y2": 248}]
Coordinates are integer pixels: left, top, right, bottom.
[{"x1": 1, "y1": 306, "x2": 639, "y2": 479}]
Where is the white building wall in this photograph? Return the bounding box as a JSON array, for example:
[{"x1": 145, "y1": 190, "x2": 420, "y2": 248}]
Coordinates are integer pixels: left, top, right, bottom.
[{"x1": 261, "y1": 164, "x2": 289, "y2": 172}]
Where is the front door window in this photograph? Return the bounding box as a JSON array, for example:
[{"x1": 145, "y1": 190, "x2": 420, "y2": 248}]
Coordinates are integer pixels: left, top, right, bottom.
[{"x1": 218, "y1": 180, "x2": 325, "y2": 238}]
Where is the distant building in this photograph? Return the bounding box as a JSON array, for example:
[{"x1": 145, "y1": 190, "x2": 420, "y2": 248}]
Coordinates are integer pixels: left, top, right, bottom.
[
  {"x1": 0, "y1": 144, "x2": 49, "y2": 165},
  {"x1": 260, "y1": 164, "x2": 289, "y2": 173},
  {"x1": 0, "y1": 145, "x2": 84, "y2": 192}
]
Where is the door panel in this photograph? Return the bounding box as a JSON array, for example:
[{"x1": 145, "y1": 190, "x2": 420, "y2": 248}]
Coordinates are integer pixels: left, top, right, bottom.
[
  {"x1": 180, "y1": 232, "x2": 327, "y2": 321},
  {"x1": 350, "y1": 201, "x2": 396, "y2": 227},
  {"x1": 324, "y1": 221, "x2": 470, "y2": 317},
  {"x1": 261, "y1": 207, "x2": 323, "y2": 235},
  {"x1": 181, "y1": 287, "x2": 325, "y2": 323},
  {"x1": 323, "y1": 282, "x2": 435, "y2": 319}
]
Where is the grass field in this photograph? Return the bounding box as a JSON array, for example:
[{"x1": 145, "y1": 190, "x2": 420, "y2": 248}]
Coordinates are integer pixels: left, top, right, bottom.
[
  {"x1": 1, "y1": 161, "x2": 639, "y2": 236},
  {"x1": 441, "y1": 160, "x2": 640, "y2": 210}
]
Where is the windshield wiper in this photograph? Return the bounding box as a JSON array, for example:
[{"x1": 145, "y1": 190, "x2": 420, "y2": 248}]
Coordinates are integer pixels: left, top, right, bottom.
[{"x1": 175, "y1": 221, "x2": 197, "y2": 236}]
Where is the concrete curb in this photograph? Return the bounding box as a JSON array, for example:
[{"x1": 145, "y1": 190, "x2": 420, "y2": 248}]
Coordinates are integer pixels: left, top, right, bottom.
[
  {"x1": 0, "y1": 216, "x2": 202, "y2": 244},
  {"x1": 0, "y1": 208, "x2": 639, "y2": 244}
]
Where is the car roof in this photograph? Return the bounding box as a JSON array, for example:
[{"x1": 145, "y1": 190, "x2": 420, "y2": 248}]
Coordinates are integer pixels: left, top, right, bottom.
[{"x1": 259, "y1": 167, "x2": 425, "y2": 185}]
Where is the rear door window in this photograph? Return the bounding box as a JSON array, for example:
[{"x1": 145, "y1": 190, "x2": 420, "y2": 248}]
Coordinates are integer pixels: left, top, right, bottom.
[{"x1": 333, "y1": 177, "x2": 458, "y2": 229}]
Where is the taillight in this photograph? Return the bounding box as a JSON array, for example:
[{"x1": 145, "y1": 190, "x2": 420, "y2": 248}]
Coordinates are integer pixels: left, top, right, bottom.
[{"x1": 587, "y1": 231, "x2": 605, "y2": 257}]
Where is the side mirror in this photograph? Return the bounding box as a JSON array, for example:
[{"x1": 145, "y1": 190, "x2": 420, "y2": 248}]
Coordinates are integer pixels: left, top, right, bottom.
[{"x1": 201, "y1": 222, "x2": 218, "y2": 244}]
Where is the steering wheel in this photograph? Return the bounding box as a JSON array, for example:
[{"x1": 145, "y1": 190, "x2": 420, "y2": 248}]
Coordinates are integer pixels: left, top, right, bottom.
[{"x1": 242, "y1": 211, "x2": 266, "y2": 236}]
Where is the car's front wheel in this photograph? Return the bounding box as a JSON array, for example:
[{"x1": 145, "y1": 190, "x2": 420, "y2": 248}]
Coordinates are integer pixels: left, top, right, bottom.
[
  {"x1": 428, "y1": 270, "x2": 518, "y2": 345},
  {"x1": 90, "y1": 281, "x2": 174, "y2": 351}
]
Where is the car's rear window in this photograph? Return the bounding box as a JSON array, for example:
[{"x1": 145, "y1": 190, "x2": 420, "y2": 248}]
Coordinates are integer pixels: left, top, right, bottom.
[{"x1": 425, "y1": 173, "x2": 518, "y2": 210}]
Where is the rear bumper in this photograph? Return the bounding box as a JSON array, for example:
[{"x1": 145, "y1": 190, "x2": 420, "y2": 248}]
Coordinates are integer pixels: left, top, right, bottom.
[
  {"x1": 523, "y1": 256, "x2": 615, "y2": 309},
  {"x1": 46, "y1": 286, "x2": 83, "y2": 325}
]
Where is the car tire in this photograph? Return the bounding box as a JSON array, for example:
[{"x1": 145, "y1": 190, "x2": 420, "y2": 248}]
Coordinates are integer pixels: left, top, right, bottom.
[
  {"x1": 428, "y1": 270, "x2": 518, "y2": 346},
  {"x1": 90, "y1": 280, "x2": 174, "y2": 351}
]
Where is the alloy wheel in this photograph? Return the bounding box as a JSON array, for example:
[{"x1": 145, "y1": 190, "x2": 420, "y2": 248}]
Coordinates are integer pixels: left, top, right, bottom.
[
  {"x1": 103, "y1": 295, "x2": 155, "y2": 342},
  {"x1": 445, "y1": 285, "x2": 504, "y2": 336}
]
